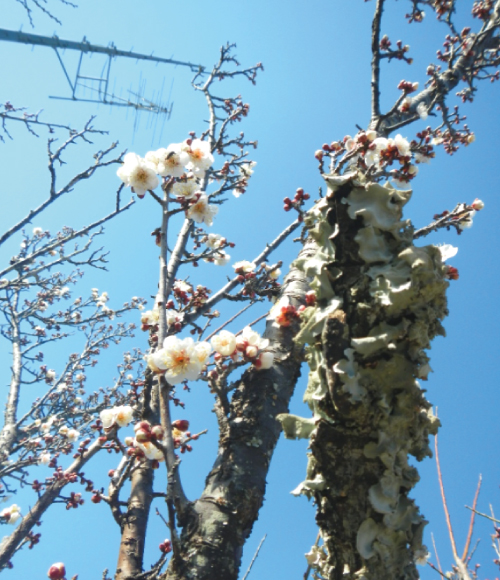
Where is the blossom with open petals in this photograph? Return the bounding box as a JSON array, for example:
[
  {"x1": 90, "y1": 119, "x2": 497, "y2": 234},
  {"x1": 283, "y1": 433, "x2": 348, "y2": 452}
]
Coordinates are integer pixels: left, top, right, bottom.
[
  {"x1": 211, "y1": 330, "x2": 237, "y2": 356},
  {"x1": 205, "y1": 233, "x2": 223, "y2": 249},
  {"x1": 172, "y1": 179, "x2": 198, "y2": 200},
  {"x1": 233, "y1": 260, "x2": 255, "y2": 273},
  {"x1": 146, "y1": 144, "x2": 189, "y2": 177},
  {"x1": 117, "y1": 153, "x2": 159, "y2": 198},
  {"x1": 188, "y1": 194, "x2": 218, "y2": 226},
  {"x1": 149, "y1": 336, "x2": 210, "y2": 385},
  {"x1": 185, "y1": 139, "x2": 214, "y2": 175},
  {"x1": 1, "y1": 504, "x2": 21, "y2": 524},
  {"x1": 213, "y1": 251, "x2": 231, "y2": 266}
]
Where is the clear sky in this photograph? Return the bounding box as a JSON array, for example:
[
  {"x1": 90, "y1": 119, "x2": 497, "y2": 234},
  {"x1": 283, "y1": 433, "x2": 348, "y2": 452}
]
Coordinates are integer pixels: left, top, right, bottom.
[{"x1": 1, "y1": 1, "x2": 499, "y2": 579}]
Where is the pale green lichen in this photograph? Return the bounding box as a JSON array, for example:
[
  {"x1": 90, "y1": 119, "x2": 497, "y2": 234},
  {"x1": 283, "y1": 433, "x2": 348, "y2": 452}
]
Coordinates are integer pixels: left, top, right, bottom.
[{"x1": 282, "y1": 175, "x2": 449, "y2": 579}]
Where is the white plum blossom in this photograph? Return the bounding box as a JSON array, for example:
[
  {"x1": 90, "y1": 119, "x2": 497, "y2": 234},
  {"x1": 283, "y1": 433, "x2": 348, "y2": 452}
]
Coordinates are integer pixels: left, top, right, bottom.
[
  {"x1": 117, "y1": 153, "x2": 159, "y2": 198},
  {"x1": 393, "y1": 134, "x2": 411, "y2": 157},
  {"x1": 166, "y1": 309, "x2": 184, "y2": 327},
  {"x1": 267, "y1": 266, "x2": 281, "y2": 280},
  {"x1": 205, "y1": 233, "x2": 223, "y2": 249},
  {"x1": 146, "y1": 144, "x2": 190, "y2": 177},
  {"x1": 141, "y1": 307, "x2": 160, "y2": 327},
  {"x1": 38, "y1": 452, "x2": 51, "y2": 465},
  {"x1": 237, "y1": 326, "x2": 269, "y2": 353},
  {"x1": 174, "y1": 280, "x2": 192, "y2": 294},
  {"x1": 185, "y1": 139, "x2": 214, "y2": 175},
  {"x1": 471, "y1": 198, "x2": 484, "y2": 210},
  {"x1": 66, "y1": 428, "x2": 80, "y2": 442},
  {"x1": 46, "y1": 369, "x2": 56, "y2": 381},
  {"x1": 148, "y1": 336, "x2": 212, "y2": 385},
  {"x1": 100, "y1": 405, "x2": 134, "y2": 429},
  {"x1": 437, "y1": 244, "x2": 458, "y2": 262},
  {"x1": 240, "y1": 161, "x2": 256, "y2": 178},
  {"x1": 414, "y1": 152, "x2": 431, "y2": 164},
  {"x1": 256, "y1": 351, "x2": 274, "y2": 370},
  {"x1": 211, "y1": 330, "x2": 237, "y2": 357},
  {"x1": 416, "y1": 102, "x2": 428, "y2": 120},
  {"x1": 414, "y1": 548, "x2": 430, "y2": 566},
  {"x1": 187, "y1": 194, "x2": 219, "y2": 226},
  {"x1": 136, "y1": 440, "x2": 164, "y2": 461},
  {"x1": 1, "y1": 504, "x2": 21, "y2": 524},
  {"x1": 458, "y1": 210, "x2": 475, "y2": 229},
  {"x1": 233, "y1": 260, "x2": 255, "y2": 273},
  {"x1": 172, "y1": 179, "x2": 198, "y2": 200},
  {"x1": 33, "y1": 227, "x2": 43, "y2": 236},
  {"x1": 213, "y1": 251, "x2": 231, "y2": 266}
]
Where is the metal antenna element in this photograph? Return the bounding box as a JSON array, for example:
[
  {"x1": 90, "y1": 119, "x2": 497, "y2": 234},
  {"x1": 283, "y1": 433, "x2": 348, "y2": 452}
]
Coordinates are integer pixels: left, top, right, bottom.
[{"x1": 0, "y1": 28, "x2": 205, "y2": 116}]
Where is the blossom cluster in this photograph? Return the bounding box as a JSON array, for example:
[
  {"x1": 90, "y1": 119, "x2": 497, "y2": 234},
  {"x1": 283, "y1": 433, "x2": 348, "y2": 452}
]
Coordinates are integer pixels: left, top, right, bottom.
[
  {"x1": 122, "y1": 418, "x2": 194, "y2": 463},
  {"x1": 146, "y1": 336, "x2": 211, "y2": 385},
  {"x1": 318, "y1": 130, "x2": 435, "y2": 187},
  {"x1": 117, "y1": 140, "x2": 218, "y2": 226},
  {"x1": 99, "y1": 405, "x2": 134, "y2": 430},
  {"x1": 211, "y1": 326, "x2": 273, "y2": 370}
]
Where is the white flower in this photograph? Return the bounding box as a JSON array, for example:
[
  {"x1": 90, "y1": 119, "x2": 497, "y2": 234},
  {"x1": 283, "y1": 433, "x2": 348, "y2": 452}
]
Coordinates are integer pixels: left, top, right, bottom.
[
  {"x1": 471, "y1": 198, "x2": 484, "y2": 210},
  {"x1": 232, "y1": 260, "x2": 255, "y2": 273},
  {"x1": 172, "y1": 179, "x2": 198, "y2": 200},
  {"x1": 414, "y1": 547, "x2": 430, "y2": 566},
  {"x1": 1, "y1": 504, "x2": 21, "y2": 524},
  {"x1": 205, "y1": 233, "x2": 223, "y2": 249},
  {"x1": 437, "y1": 244, "x2": 458, "y2": 262},
  {"x1": 38, "y1": 452, "x2": 51, "y2": 465},
  {"x1": 166, "y1": 309, "x2": 184, "y2": 327},
  {"x1": 393, "y1": 134, "x2": 411, "y2": 157},
  {"x1": 66, "y1": 428, "x2": 80, "y2": 442},
  {"x1": 174, "y1": 280, "x2": 192, "y2": 294},
  {"x1": 46, "y1": 369, "x2": 56, "y2": 381},
  {"x1": 117, "y1": 153, "x2": 159, "y2": 198},
  {"x1": 40, "y1": 416, "x2": 56, "y2": 433},
  {"x1": 115, "y1": 406, "x2": 134, "y2": 427},
  {"x1": 239, "y1": 326, "x2": 269, "y2": 351},
  {"x1": 267, "y1": 267, "x2": 281, "y2": 280},
  {"x1": 257, "y1": 351, "x2": 274, "y2": 370},
  {"x1": 32, "y1": 227, "x2": 43, "y2": 236},
  {"x1": 141, "y1": 307, "x2": 160, "y2": 327},
  {"x1": 213, "y1": 251, "x2": 231, "y2": 266},
  {"x1": 416, "y1": 102, "x2": 428, "y2": 120},
  {"x1": 211, "y1": 331, "x2": 237, "y2": 356},
  {"x1": 194, "y1": 341, "x2": 212, "y2": 365},
  {"x1": 150, "y1": 336, "x2": 206, "y2": 385},
  {"x1": 188, "y1": 194, "x2": 219, "y2": 226},
  {"x1": 414, "y1": 152, "x2": 431, "y2": 164},
  {"x1": 100, "y1": 405, "x2": 134, "y2": 429},
  {"x1": 366, "y1": 130, "x2": 377, "y2": 142},
  {"x1": 185, "y1": 139, "x2": 214, "y2": 175},
  {"x1": 408, "y1": 164, "x2": 418, "y2": 176},
  {"x1": 458, "y1": 210, "x2": 476, "y2": 230},
  {"x1": 240, "y1": 161, "x2": 256, "y2": 178},
  {"x1": 146, "y1": 144, "x2": 190, "y2": 177},
  {"x1": 137, "y1": 441, "x2": 164, "y2": 461},
  {"x1": 467, "y1": 133, "x2": 475, "y2": 144}
]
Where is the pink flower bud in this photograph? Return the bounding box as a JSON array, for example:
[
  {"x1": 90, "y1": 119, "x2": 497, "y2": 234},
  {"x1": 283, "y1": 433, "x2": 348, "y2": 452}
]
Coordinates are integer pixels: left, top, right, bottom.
[
  {"x1": 47, "y1": 563, "x2": 66, "y2": 579},
  {"x1": 172, "y1": 419, "x2": 189, "y2": 432},
  {"x1": 314, "y1": 150, "x2": 324, "y2": 161},
  {"x1": 471, "y1": 198, "x2": 484, "y2": 210},
  {"x1": 151, "y1": 425, "x2": 165, "y2": 440},
  {"x1": 135, "y1": 429, "x2": 150, "y2": 443},
  {"x1": 134, "y1": 421, "x2": 151, "y2": 433}
]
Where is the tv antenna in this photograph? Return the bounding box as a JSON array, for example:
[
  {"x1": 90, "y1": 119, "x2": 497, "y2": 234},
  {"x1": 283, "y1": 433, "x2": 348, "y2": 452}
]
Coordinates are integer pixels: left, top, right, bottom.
[{"x1": 0, "y1": 28, "x2": 205, "y2": 119}]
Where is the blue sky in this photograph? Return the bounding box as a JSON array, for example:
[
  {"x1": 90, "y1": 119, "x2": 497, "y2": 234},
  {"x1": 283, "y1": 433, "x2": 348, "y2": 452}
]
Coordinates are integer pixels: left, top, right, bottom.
[{"x1": 1, "y1": 1, "x2": 500, "y2": 579}]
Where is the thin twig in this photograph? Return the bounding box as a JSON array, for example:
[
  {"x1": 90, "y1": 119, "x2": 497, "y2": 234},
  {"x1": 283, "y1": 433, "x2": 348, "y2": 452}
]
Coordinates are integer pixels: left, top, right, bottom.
[{"x1": 241, "y1": 534, "x2": 267, "y2": 580}]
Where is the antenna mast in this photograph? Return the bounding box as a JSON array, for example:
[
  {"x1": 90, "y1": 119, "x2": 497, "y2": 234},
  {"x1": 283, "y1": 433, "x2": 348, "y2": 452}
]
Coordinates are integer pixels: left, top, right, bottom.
[{"x1": 0, "y1": 28, "x2": 205, "y2": 116}]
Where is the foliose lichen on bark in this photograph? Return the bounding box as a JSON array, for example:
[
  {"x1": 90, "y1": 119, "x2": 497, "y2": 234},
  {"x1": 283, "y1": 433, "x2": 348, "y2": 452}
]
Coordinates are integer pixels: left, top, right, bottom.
[{"x1": 277, "y1": 172, "x2": 447, "y2": 580}]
